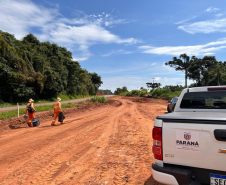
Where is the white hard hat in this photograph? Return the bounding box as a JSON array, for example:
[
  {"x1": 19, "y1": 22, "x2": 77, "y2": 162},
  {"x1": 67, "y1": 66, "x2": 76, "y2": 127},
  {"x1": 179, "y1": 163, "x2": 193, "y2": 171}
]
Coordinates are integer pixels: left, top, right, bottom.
[
  {"x1": 29, "y1": 98, "x2": 34, "y2": 103},
  {"x1": 57, "y1": 97, "x2": 61, "y2": 101}
]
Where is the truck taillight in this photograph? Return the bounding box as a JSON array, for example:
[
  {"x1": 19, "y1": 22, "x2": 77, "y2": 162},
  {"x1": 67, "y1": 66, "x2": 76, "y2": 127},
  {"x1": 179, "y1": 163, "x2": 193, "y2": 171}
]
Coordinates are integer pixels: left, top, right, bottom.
[{"x1": 152, "y1": 127, "x2": 163, "y2": 160}]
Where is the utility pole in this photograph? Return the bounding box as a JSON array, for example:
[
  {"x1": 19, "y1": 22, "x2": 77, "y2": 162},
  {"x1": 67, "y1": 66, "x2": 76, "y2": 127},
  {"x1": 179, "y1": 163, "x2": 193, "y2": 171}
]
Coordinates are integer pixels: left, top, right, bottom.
[{"x1": 152, "y1": 78, "x2": 155, "y2": 83}]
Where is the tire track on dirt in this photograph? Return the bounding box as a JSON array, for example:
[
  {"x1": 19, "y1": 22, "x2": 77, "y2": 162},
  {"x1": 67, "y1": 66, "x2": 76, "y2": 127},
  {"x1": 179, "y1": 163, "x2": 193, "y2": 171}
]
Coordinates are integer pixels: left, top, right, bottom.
[
  {"x1": 0, "y1": 101, "x2": 124, "y2": 184},
  {"x1": 0, "y1": 97, "x2": 167, "y2": 185},
  {"x1": 70, "y1": 98, "x2": 153, "y2": 184},
  {"x1": 56, "y1": 98, "x2": 130, "y2": 184}
]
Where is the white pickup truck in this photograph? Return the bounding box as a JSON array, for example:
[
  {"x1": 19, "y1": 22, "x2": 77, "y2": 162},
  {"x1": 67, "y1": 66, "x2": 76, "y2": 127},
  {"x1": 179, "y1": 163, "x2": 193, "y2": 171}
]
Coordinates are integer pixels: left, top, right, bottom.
[{"x1": 152, "y1": 86, "x2": 226, "y2": 185}]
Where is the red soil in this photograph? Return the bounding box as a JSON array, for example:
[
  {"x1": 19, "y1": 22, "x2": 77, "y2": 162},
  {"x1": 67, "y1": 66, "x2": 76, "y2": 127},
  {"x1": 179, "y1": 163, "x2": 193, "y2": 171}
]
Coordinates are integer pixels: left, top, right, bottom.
[{"x1": 0, "y1": 97, "x2": 167, "y2": 185}]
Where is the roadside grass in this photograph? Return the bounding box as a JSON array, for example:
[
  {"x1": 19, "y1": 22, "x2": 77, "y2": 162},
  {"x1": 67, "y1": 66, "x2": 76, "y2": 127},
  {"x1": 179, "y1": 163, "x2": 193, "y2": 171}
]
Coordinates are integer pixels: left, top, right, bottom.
[
  {"x1": 119, "y1": 89, "x2": 151, "y2": 97},
  {"x1": 0, "y1": 94, "x2": 91, "y2": 108},
  {"x1": 119, "y1": 88, "x2": 183, "y2": 99},
  {"x1": 151, "y1": 88, "x2": 183, "y2": 99},
  {"x1": 0, "y1": 98, "x2": 107, "y2": 120},
  {"x1": 0, "y1": 102, "x2": 18, "y2": 108},
  {"x1": 90, "y1": 96, "x2": 107, "y2": 103},
  {"x1": 77, "y1": 101, "x2": 85, "y2": 104},
  {"x1": 0, "y1": 102, "x2": 83, "y2": 120}
]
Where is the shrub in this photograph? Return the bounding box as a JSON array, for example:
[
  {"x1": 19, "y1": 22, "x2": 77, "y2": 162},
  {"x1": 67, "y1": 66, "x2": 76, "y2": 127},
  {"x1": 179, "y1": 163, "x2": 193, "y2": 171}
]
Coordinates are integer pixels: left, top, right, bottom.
[
  {"x1": 90, "y1": 96, "x2": 107, "y2": 103},
  {"x1": 130, "y1": 90, "x2": 139, "y2": 96},
  {"x1": 138, "y1": 89, "x2": 148, "y2": 97},
  {"x1": 152, "y1": 88, "x2": 183, "y2": 99},
  {"x1": 119, "y1": 91, "x2": 129, "y2": 96}
]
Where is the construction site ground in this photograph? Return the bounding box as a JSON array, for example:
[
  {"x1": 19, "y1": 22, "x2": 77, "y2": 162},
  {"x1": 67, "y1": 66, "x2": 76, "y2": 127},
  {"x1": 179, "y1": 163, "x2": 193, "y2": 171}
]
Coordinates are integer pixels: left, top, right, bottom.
[{"x1": 0, "y1": 96, "x2": 167, "y2": 185}]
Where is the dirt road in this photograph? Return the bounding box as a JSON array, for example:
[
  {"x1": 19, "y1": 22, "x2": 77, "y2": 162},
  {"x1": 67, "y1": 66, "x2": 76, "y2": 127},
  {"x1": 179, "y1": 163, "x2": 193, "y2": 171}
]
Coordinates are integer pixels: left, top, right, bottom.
[{"x1": 0, "y1": 97, "x2": 167, "y2": 185}]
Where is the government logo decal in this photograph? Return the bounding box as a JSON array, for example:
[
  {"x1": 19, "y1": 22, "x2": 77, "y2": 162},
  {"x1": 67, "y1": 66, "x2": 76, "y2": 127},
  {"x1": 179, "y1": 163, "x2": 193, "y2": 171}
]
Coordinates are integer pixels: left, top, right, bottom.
[{"x1": 184, "y1": 132, "x2": 191, "y2": 140}]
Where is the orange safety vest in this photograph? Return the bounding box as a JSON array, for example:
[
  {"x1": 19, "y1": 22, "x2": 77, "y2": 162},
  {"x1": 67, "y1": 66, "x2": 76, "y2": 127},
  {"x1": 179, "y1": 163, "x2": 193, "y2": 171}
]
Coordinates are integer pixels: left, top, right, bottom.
[
  {"x1": 30, "y1": 103, "x2": 35, "y2": 111},
  {"x1": 54, "y1": 101, "x2": 61, "y2": 112}
]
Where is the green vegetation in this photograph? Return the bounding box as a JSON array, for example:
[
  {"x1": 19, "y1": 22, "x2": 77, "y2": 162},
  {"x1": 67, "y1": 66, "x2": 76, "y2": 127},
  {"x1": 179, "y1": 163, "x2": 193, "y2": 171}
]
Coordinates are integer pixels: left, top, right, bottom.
[
  {"x1": 114, "y1": 86, "x2": 128, "y2": 95},
  {"x1": 0, "y1": 94, "x2": 91, "y2": 108},
  {"x1": 0, "y1": 30, "x2": 102, "y2": 103},
  {"x1": 98, "y1": 89, "x2": 113, "y2": 95},
  {"x1": 0, "y1": 96, "x2": 110, "y2": 120},
  {"x1": 51, "y1": 94, "x2": 90, "y2": 102},
  {"x1": 146, "y1": 82, "x2": 161, "y2": 89},
  {"x1": 119, "y1": 91, "x2": 130, "y2": 96},
  {"x1": 90, "y1": 96, "x2": 107, "y2": 103},
  {"x1": 119, "y1": 88, "x2": 151, "y2": 97},
  {"x1": 151, "y1": 85, "x2": 183, "y2": 99},
  {"x1": 116, "y1": 85, "x2": 183, "y2": 99},
  {"x1": 0, "y1": 102, "x2": 83, "y2": 120},
  {"x1": 122, "y1": 89, "x2": 139, "y2": 96},
  {"x1": 166, "y1": 53, "x2": 226, "y2": 87},
  {"x1": 151, "y1": 88, "x2": 182, "y2": 99}
]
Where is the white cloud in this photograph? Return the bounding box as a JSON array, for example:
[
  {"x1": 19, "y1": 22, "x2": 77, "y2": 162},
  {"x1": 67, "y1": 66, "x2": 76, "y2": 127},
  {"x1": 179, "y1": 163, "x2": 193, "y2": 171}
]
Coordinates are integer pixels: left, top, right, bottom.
[
  {"x1": 0, "y1": 0, "x2": 140, "y2": 61},
  {"x1": 102, "y1": 50, "x2": 123, "y2": 57},
  {"x1": 206, "y1": 7, "x2": 220, "y2": 13},
  {"x1": 102, "y1": 50, "x2": 133, "y2": 57},
  {"x1": 154, "y1": 77, "x2": 161, "y2": 81},
  {"x1": 138, "y1": 38, "x2": 226, "y2": 56},
  {"x1": 105, "y1": 21, "x2": 110, "y2": 26},
  {"x1": 0, "y1": 0, "x2": 58, "y2": 38},
  {"x1": 216, "y1": 13, "x2": 224, "y2": 17},
  {"x1": 175, "y1": 16, "x2": 197, "y2": 25},
  {"x1": 138, "y1": 45, "x2": 153, "y2": 49},
  {"x1": 73, "y1": 56, "x2": 89, "y2": 62},
  {"x1": 46, "y1": 23, "x2": 139, "y2": 46},
  {"x1": 178, "y1": 18, "x2": 226, "y2": 34}
]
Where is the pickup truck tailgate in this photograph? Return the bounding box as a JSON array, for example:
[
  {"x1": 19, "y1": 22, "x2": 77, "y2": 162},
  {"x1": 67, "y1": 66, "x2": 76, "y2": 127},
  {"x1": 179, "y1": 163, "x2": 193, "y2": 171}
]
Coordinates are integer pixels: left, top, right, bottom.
[{"x1": 158, "y1": 113, "x2": 226, "y2": 172}]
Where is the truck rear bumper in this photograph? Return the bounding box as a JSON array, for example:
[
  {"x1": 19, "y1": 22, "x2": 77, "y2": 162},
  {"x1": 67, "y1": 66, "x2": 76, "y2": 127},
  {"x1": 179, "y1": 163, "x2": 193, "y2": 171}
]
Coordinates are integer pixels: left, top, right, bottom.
[
  {"x1": 152, "y1": 163, "x2": 226, "y2": 185},
  {"x1": 152, "y1": 167, "x2": 179, "y2": 185},
  {"x1": 152, "y1": 163, "x2": 198, "y2": 185}
]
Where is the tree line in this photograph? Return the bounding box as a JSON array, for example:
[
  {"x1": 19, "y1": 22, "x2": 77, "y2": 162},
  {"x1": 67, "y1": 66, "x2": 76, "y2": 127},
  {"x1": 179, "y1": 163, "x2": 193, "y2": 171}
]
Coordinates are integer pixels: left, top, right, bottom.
[
  {"x1": 0, "y1": 30, "x2": 102, "y2": 102},
  {"x1": 165, "y1": 53, "x2": 226, "y2": 87},
  {"x1": 98, "y1": 89, "x2": 113, "y2": 95}
]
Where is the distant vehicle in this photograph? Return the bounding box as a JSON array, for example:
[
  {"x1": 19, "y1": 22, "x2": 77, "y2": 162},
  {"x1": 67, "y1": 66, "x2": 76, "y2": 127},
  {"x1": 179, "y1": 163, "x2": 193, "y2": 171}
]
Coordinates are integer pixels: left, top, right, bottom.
[
  {"x1": 143, "y1": 94, "x2": 152, "y2": 98},
  {"x1": 167, "y1": 97, "x2": 178, "y2": 113}
]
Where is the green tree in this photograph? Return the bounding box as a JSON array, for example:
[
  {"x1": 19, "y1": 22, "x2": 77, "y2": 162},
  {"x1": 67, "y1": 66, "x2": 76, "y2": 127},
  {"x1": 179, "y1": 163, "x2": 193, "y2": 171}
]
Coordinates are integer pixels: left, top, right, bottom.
[
  {"x1": 114, "y1": 86, "x2": 128, "y2": 95},
  {"x1": 187, "y1": 56, "x2": 223, "y2": 87},
  {"x1": 163, "y1": 85, "x2": 183, "y2": 92},
  {"x1": 146, "y1": 82, "x2": 161, "y2": 89},
  {"x1": 98, "y1": 89, "x2": 113, "y2": 95},
  {"x1": 89, "y1": 72, "x2": 103, "y2": 93},
  {"x1": 0, "y1": 30, "x2": 103, "y2": 102},
  {"x1": 165, "y1": 53, "x2": 193, "y2": 88},
  {"x1": 122, "y1": 86, "x2": 128, "y2": 92}
]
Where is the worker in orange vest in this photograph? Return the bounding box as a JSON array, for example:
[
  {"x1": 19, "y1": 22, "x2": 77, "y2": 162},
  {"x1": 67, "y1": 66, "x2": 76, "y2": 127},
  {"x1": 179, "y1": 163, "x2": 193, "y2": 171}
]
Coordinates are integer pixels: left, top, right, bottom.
[
  {"x1": 51, "y1": 97, "x2": 64, "y2": 126},
  {"x1": 27, "y1": 98, "x2": 36, "y2": 127}
]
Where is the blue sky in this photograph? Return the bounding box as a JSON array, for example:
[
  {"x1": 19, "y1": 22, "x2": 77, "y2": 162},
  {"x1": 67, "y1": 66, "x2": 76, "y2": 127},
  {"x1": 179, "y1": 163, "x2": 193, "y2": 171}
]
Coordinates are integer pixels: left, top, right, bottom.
[{"x1": 1, "y1": 0, "x2": 226, "y2": 92}]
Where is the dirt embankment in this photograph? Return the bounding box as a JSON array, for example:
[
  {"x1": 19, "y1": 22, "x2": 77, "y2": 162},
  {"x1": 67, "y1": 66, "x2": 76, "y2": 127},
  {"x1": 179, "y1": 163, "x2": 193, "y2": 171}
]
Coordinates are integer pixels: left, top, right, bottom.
[{"x1": 0, "y1": 97, "x2": 167, "y2": 185}]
